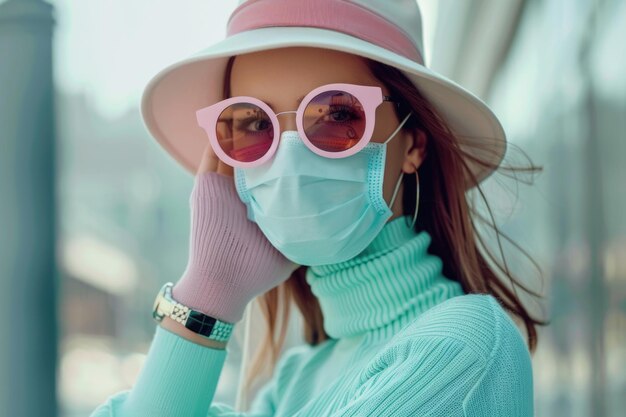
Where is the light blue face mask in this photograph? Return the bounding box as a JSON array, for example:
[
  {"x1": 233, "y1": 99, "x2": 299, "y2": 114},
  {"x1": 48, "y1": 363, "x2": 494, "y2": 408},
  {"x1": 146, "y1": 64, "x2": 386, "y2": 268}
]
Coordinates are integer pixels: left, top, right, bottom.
[{"x1": 234, "y1": 112, "x2": 413, "y2": 266}]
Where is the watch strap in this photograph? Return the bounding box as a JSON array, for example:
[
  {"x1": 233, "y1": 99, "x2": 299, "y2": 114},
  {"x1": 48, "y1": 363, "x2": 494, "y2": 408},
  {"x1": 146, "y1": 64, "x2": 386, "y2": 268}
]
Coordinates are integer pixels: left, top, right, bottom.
[{"x1": 153, "y1": 282, "x2": 234, "y2": 343}]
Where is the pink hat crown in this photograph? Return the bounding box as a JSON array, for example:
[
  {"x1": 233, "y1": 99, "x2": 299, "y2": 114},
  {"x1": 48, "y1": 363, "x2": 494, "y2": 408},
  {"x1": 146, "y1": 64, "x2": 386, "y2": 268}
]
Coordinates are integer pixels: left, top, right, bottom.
[{"x1": 227, "y1": 0, "x2": 425, "y2": 64}]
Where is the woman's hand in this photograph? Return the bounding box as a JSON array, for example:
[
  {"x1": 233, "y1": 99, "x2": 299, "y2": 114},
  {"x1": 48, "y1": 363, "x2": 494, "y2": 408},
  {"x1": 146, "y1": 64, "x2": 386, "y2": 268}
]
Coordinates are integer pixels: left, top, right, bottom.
[{"x1": 170, "y1": 143, "x2": 299, "y2": 324}]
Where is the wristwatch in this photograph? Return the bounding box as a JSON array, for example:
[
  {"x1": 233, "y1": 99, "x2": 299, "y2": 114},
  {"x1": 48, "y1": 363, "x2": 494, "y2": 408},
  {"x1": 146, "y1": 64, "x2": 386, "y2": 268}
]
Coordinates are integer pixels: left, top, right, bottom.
[{"x1": 152, "y1": 282, "x2": 234, "y2": 343}]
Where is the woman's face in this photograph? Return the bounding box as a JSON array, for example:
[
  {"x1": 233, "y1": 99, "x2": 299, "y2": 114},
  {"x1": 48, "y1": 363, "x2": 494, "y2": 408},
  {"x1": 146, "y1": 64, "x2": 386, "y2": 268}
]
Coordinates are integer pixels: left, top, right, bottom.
[{"x1": 230, "y1": 46, "x2": 426, "y2": 222}]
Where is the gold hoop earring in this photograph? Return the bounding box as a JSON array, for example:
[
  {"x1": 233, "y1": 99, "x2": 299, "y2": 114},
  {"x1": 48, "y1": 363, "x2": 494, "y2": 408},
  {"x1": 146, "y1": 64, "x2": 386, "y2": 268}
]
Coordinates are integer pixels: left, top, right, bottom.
[
  {"x1": 403, "y1": 164, "x2": 419, "y2": 230},
  {"x1": 409, "y1": 169, "x2": 419, "y2": 229}
]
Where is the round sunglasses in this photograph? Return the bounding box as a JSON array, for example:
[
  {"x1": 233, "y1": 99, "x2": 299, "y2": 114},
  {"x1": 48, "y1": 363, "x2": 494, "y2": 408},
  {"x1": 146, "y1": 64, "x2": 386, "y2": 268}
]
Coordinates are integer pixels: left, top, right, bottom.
[{"x1": 195, "y1": 83, "x2": 403, "y2": 168}]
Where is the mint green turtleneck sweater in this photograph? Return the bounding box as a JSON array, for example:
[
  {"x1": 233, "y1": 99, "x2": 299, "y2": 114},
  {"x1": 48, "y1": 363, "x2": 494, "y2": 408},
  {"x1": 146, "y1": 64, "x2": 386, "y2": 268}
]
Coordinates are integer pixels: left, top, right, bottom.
[{"x1": 91, "y1": 215, "x2": 534, "y2": 417}]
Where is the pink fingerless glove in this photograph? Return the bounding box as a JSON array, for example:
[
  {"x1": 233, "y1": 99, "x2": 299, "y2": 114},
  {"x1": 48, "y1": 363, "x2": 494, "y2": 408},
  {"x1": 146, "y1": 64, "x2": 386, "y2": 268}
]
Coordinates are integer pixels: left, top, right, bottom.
[{"x1": 171, "y1": 171, "x2": 299, "y2": 324}]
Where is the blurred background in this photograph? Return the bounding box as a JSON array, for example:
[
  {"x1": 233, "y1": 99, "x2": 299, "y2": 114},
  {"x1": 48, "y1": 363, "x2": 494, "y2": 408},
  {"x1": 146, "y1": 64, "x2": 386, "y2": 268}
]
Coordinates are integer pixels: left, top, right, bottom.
[{"x1": 0, "y1": 0, "x2": 624, "y2": 416}]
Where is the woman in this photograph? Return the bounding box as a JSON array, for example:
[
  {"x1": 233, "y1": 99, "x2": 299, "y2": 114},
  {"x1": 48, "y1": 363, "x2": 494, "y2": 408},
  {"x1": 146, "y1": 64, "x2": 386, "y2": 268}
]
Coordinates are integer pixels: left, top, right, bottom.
[{"x1": 92, "y1": 1, "x2": 547, "y2": 416}]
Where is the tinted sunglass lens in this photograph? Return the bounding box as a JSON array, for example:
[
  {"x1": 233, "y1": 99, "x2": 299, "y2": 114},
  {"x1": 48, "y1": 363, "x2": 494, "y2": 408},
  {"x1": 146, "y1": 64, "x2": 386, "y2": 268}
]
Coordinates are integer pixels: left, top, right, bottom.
[
  {"x1": 216, "y1": 103, "x2": 274, "y2": 162},
  {"x1": 303, "y1": 90, "x2": 366, "y2": 152}
]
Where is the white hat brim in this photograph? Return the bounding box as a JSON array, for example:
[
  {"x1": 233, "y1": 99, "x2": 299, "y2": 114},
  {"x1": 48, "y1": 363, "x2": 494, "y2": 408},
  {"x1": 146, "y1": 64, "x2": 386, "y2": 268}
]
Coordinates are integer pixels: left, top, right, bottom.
[{"x1": 141, "y1": 26, "x2": 506, "y2": 187}]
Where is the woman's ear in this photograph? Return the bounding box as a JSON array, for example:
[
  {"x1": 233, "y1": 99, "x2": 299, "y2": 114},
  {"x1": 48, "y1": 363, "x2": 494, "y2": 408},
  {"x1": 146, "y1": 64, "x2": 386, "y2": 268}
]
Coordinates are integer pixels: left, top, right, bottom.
[{"x1": 403, "y1": 129, "x2": 427, "y2": 173}]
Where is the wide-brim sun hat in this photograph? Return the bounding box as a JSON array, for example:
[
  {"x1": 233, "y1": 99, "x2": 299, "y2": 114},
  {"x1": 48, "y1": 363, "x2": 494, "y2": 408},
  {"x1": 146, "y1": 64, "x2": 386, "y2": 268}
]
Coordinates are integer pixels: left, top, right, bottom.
[{"x1": 140, "y1": 0, "x2": 506, "y2": 189}]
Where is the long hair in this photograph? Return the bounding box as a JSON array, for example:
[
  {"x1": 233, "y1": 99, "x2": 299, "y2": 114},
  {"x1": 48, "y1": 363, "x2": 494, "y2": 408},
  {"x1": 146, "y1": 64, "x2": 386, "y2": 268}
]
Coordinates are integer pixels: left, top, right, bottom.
[{"x1": 222, "y1": 54, "x2": 551, "y2": 394}]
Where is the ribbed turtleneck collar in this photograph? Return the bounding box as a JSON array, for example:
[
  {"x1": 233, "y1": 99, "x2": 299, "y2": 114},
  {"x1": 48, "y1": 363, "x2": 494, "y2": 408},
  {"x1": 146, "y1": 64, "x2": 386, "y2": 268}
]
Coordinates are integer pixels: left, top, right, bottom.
[{"x1": 305, "y1": 215, "x2": 465, "y2": 340}]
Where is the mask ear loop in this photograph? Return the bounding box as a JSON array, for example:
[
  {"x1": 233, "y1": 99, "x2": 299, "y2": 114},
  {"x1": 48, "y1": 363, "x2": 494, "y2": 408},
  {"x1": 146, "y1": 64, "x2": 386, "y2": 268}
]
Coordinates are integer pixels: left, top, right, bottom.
[
  {"x1": 386, "y1": 111, "x2": 419, "y2": 230},
  {"x1": 383, "y1": 112, "x2": 413, "y2": 145},
  {"x1": 386, "y1": 111, "x2": 414, "y2": 211},
  {"x1": 389, "y1": 169, "x2": 404, "y2": 210},
  {"x1": 388, "y1": 165, "x2": 420, "y2": 231}
]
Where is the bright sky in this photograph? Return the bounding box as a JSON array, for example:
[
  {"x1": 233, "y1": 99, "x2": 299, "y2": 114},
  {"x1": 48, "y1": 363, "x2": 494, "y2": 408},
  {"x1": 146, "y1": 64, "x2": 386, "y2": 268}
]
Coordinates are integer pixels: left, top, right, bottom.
[{"x1": 51, "y1": 0, "x2": 436, "y2": 119}]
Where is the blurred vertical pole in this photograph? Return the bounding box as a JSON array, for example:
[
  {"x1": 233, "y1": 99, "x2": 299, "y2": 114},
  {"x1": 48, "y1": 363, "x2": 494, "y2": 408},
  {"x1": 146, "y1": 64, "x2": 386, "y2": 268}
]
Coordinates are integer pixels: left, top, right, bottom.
[
  {"x1": 579, "y1": 0, "x2": 607, "y2": 416},
  {"x1": 0, "y1": 0, "x2": 58, "y2": 416}
]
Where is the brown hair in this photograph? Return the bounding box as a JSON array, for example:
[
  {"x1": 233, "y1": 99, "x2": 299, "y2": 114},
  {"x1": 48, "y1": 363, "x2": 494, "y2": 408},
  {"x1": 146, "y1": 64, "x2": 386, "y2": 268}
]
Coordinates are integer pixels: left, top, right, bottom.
[{"x1": 222, "y1": 53, "x2": 550, "y2": 394}]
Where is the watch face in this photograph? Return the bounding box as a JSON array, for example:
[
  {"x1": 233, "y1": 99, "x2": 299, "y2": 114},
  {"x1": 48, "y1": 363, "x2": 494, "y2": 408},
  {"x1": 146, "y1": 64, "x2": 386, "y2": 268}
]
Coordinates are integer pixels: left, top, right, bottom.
[{"x1": 186, "y1": 311, "x2": 217, "y2": 336}]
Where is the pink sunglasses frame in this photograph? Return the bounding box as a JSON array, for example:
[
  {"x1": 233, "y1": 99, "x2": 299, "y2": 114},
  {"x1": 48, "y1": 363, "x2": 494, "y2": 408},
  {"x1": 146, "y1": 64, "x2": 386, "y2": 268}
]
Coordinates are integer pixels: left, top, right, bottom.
[{"x1": 195, "y1": 83, "x2": 398, "y2": 168}]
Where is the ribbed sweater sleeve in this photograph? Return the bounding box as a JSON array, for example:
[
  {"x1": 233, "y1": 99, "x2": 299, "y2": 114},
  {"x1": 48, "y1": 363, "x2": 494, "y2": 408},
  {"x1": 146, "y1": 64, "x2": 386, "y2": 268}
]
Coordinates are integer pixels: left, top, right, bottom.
[{"x1": 88, "y1": 324, "x2": 276, "y2": 417}]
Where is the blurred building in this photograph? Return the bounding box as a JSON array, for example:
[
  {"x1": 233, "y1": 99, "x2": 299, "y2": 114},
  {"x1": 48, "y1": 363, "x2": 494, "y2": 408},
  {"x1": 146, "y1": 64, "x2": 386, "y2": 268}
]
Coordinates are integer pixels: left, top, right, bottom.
[{"x1": 486, "y1": 1, "x2": 626, "y2": 416}]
